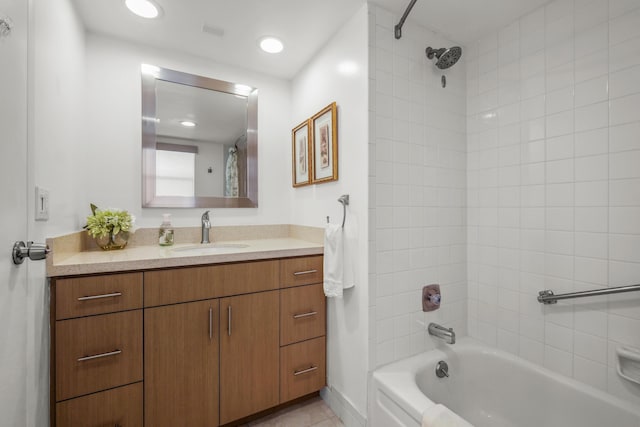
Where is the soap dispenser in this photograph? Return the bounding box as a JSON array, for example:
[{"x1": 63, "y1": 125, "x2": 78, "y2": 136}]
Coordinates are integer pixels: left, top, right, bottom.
[{"x1": 159, "y1": 213, "x2": 174, "y2": 246}]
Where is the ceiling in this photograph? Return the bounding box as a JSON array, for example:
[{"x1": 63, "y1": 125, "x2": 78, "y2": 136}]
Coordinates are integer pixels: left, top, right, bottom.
[{"x1": 72, "y1": 0, "x2": 551, "y2": 80}]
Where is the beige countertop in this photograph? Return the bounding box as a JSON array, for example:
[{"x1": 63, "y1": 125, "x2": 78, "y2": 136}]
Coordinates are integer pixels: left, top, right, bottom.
[{"x1": 47, "y1": 225, "x2": 324, "y2": 277}]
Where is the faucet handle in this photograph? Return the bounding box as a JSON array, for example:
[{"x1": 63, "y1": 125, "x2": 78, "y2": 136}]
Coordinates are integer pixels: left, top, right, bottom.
[{"x1": 202, "y1": 210, "x2": 210, "y2": 221}]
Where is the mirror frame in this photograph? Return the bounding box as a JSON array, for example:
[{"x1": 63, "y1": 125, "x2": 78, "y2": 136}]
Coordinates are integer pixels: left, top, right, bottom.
[{"x1": 141, "y1": 66, "x2": 258, "y2": 208}]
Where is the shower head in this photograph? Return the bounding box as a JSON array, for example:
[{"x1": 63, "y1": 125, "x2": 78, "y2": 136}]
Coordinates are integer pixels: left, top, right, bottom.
[{"x1": 426, "y1": 46, "x2": 462, "y2": 69}]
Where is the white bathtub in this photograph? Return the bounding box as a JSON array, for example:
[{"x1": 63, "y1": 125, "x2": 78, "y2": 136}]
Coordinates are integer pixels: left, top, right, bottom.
[{"x1": 370, "y1": 338, "x2": 640, "y2": 427}]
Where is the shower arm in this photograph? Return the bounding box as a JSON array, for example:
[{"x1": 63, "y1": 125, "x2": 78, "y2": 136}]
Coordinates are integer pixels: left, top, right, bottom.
[{"x1": 394, "y1": 0, "x2": 418, "y2": 39}]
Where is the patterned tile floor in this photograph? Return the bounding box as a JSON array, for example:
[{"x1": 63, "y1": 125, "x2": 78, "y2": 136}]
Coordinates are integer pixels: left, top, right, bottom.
[{"x1": 243, "y1": 396, "x2": 344, "y2": 427}]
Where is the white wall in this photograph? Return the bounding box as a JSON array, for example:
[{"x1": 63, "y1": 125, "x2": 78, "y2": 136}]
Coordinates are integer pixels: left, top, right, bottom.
[
  {"x1": 466, "y1": 0, "x2": 640, "y2": 406},
  {"x1": 28, "y1": 0, "x2": 88, "y2": 425},
  {"x1": 82, "y1": 34, "x2": 291, "y2": 228},
  {"x1": 291, "y1": 4, "x2": 369, "y2": 424},
  {"x1": 368, "y1": 4, "x2": 468, "y2": 371}
]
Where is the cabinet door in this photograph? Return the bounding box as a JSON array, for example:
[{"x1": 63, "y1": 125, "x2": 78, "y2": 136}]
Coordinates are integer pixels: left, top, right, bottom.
[
  {"x1": 220, "y1": 291, "x2": 279, "y2": 424},
  {"x1": 145, "y1": 300, "x2": 219, "y2": 427}
]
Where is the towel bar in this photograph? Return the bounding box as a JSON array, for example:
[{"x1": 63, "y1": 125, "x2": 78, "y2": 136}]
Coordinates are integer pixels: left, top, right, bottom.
[
  {"x1": 538, "y1": 283, "x2": 640, "y2": 304},
  {"x1": 326, "y1": 194, "x2": 350, "y2": 228}
]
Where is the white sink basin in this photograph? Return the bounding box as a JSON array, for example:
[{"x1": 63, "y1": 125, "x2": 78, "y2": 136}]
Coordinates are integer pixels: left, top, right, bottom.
[{"x1": 171, "y1": 243, "x2": 250, "y2": 255}]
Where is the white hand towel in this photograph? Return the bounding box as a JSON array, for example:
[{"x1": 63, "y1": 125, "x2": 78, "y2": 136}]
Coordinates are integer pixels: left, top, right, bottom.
[
  {"x1": 323, "y1": 223, "x2": 344, "y2": 298},
  {"x1": 422, "y1": 404, "x2": 473, "y2": 427}
]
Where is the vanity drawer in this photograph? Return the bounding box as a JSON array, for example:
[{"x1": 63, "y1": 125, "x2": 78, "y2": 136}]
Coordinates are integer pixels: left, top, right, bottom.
[
  {"x1": 280, "y1": 256, "x2": 324, "y2": 288},
  {"x1": 56, "y1": 382, "x2": 143, "y2": 427},
  {"x1": 280, "y1": 283, "x2": 326, "y2": 346},
  {"x1": 280, "y1": 337, "x2": 326, "y2": 403},
  {"x1": 55, "y1": 273, "x2": 143, "y2": 320},
  {"x1": 144, "y1": 260, "x2": 279, "y2": 306},
  {"x1": 55, "y1": 310, "x2": 143, "y2": 401}
]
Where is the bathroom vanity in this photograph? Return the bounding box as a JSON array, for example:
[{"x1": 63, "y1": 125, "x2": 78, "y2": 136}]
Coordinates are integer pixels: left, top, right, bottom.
[{"x1": 47, "y1": 226, "x2": 326, "y2": 427}]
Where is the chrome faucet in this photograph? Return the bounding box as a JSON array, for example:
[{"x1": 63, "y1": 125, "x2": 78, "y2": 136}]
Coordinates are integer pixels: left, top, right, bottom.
[
  {"x1": 201, "y1": 210, "x2": 211, "y2": 244},
  {"x1": 428, "y1": 322, "x2": 456, "y2": 344}
]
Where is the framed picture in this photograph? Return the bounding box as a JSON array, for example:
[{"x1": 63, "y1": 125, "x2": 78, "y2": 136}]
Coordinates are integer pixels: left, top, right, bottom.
[
  {"x1": 311, "y1": 102, "x2": 338, "y2": 183},
  {"x1": 292, "y1": 120, "x2": 311, "y2": 187}
]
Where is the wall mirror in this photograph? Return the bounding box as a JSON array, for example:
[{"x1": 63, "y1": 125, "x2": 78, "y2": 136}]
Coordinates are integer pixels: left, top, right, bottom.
[{"x1": 142, "y1": 65, "x2": 258, "y2": 208}]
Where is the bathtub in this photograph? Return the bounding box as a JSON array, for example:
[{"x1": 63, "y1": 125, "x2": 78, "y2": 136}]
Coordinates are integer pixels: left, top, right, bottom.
[{"x1": 370, "y1": 338, "x2": 640, "y2": 427}]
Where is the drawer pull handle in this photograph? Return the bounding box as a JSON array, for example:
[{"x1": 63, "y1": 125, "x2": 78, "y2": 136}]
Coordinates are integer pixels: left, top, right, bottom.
[
  {"x1": 228, "y1": 305, "x2": 232, "y2": 337},
  {"x1": 77, "y1": 292, "x2": 122, "y2": 301},
  {"x1": 77, "y1": 349, "x2": 121, "y2": 362},
  {"x1": 293, "y1": 365, "x2": 318, "y2": 376},
  {"x1": 293, "y1": 311, "x2": 317, "y2": 319},
  {"x1": 293, "y1": 269, "x2": 318, "y2": 276}
]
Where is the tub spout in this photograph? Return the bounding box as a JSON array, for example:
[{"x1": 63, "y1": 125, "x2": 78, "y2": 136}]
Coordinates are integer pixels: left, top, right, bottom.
[{"x1": 428, "y1": 322, "x2": 456, "y2": 344}]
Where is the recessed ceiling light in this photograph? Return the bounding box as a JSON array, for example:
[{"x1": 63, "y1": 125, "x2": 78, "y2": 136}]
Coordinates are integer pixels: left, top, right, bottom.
[
  {"x1": 180, "y1": 120, "x2": 197, "y2": 127},
  {"x1": 125, "y1": 0, "x2": 161, "y2": 19},
  {"x1": 259, "y1": 36, "x2": 284, "y2": 54}
]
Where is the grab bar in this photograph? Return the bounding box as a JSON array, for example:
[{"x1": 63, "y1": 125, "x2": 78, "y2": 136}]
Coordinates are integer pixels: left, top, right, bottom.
[{"x1": 538, "y1": 283, "x2": 640, "y2": 304}]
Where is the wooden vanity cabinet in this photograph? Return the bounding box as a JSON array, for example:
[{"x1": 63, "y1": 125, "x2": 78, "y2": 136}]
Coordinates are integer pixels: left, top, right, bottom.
[
  {"x1": 51, "y1": 272, "x2": 144, "y2": 427},
  {"x1": 220, "y1": 290, "x2": 280, "y2": 424},
  {"x1": 145, "y1": 299, "x2": 219, "y2": 427},
  {"x1": 51, "y1": 255, "x2": 325, "y2": 427}
]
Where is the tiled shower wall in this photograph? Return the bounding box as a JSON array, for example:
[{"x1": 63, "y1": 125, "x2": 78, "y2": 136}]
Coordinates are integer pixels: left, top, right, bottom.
[
  {"x1": 466, "y1": 0, "x2": 640, "y2": 404},
  {"x1": 368, "y1": 5, "x2": 467, "y2": 369}
]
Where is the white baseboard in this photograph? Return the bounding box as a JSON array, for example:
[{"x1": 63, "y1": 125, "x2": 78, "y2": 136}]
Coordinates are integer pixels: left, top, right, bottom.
[{"x1": 321, "y1": 385, "x2": 367, "y2": 427}]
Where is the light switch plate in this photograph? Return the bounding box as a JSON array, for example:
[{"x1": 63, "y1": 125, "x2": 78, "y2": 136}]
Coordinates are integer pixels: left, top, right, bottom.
[{"x1": 35, "y1": 186, "x2": 49, "y2": 221}]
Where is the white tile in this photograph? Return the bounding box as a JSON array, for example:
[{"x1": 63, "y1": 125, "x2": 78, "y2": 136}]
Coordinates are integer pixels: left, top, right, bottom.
[
  {"x1": 521, "y1": 140, "x2": 545, "y2": 164},
  {"x1": 546, "y1": 110, "x2": 574, "y2": 137},
  {"x1": 499, "y1": 22, "x2": 520, "y2": 47},
  {"x1": 575, "y1": 181, "x2": 609, "y2": 206},
  {"x1": 575, "y1": 0, "x2": 608, "y2": 34},
  {"x1": 547, "y1": 62, "x2": 574, "y2": 91},
  {"x1": 610, "y1": 93, "x2": 640, "y2": 126},
  {"x1": 575, "y1": 101, "x2": 609, "y2": 132},
  {"x1": 520, "y1": 336, "x2": 545, "y2": 364},
  {"x1": 610, "y1": 7, "x2": 640, "y2": 46},
  {"x1": 610, "y1": 64, "x2": 640, "y2": 99},
  {"x1": 520, "y1": 95, "x2": 545, "y2": 120},
  {"x1": 546, "y1": 40, "x2": 574, "y2": 70},
  {"x1": 478, "y1": 33, "x2": 498, "y2": 54},
  {"x1": 610, "y1": 35, "x2": 640, "y2": 73},
  {"x1": 610, "y1": 260, "x2": 640, "y2": 287},
  {"x1": 520, "y1": 8, "x2": 545, "y2": 35},
  {"x1": 609, "y1": 314, "x2": 640, "y2": 347},
  {"x1": 574, "y1": 232, "x2": 608, "y2": 259},
  {"x1": 545, "y1": 253, "x2": 574, "y2": 279},
  {"x1": 610, "y1": 178, "x2": 640, "y2": 206},
  {"x1": 610, "y1": 234, "x2": 640, "y2": 263},
  {"x1": 610, "y1": 0, "x2": 640, "y2": 19},
  {"x1": 610, "y1": 150, "x2": 640, "y2": 179},
  {"x1": 574, "y1": 75, "x2": 609, "y2": 107},
  {"x1": 520, "y1": 51, "x2": 546, "y2": 80},
  {"x1": 610, "y1": 207, "x2": 640, "y2": 234},
  {"x1": 546, "y1": 322, "x2": 574, "y2": 352},
  {"x1": 546, "y1": 87, "x2": 574, "y2": 115},
  {"x1": 610, "y1": 122, "x2": 640, "y2": 152},
  {"x1": 479, "y1": 49, "x2": 498, "y2": 74},
  {"x1": 546, "y1": 14, "x2": 574, "y2": 46},
  {"x1": 546, "y1": 207, "x2": 574, "y2": 231},
  {"x1": 575, "y1": 307, "x2": 608, "y2": 337},
  {"x1": 575, "y1": 155, "x2": 608, "y2": 181},
  {"x1": 545, "y1": 230, "x2": 574, "y2": 255},
  {"x1": 520, "y1": 74, "x2": 545, "y2": 99},
  {"x1": 574, "y1": 128, "x2": 608, "y2": 157},
  {"x1": 575, "y1": 207, "x2": 608, "y2": 232},
  {"x1": 546, "y1": 159, "x2": 574, "y2": 183},
  {"x1": 546, "y1": 183, "x2": 573, "y2": 207},
  {"x1": 575, "y1": 49, "x2": 608, "y2": 82},
  {"x1": 546, "y1": 135, "x2": 574, "y2": 160},
  {"x1": 544, "y1": 346, "x2": 573, "y2": 377},
  {"x1": 546, "y1": 0, "x2": 574, "y2": 21},
  {"x1": 521, "y1": 118, "x2": 545, "y2": 142},
  {"x1": 573, "y1": 355, "x2": 608, "y2": 390},
  {"x1": 575, "y1": 23, "x2": 609, "y2": 59},
  {"x1": 574, "y1": 256, "x2": 608, "y2": 285}
]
